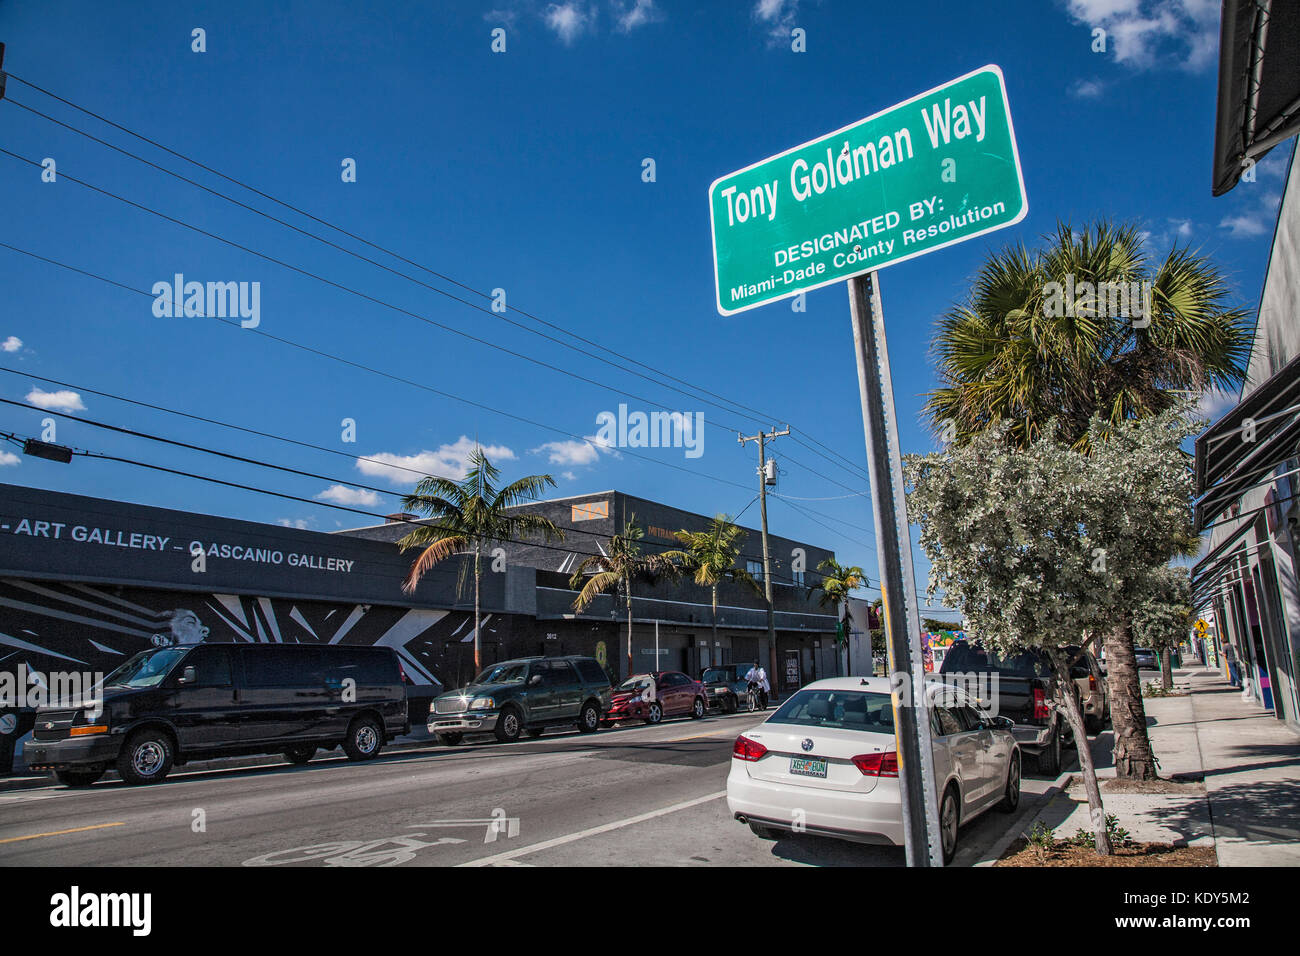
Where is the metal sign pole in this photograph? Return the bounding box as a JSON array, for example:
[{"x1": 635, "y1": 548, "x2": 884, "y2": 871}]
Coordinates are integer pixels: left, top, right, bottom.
[{"x1": 848, "y1": 271, "x2": 944, "y2": 867}]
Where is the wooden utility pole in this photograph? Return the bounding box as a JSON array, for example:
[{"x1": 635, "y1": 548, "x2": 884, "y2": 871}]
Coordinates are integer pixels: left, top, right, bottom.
[{"x1": 739, "y1": 425, "x2": 789, "y2": 701}]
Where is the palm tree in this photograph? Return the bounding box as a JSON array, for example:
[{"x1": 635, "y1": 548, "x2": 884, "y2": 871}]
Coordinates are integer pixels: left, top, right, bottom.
[
  {"x1": 925, "y1": 221, "x2": 1251, "y2": 451},
  {"x1": 923, "y1": 221, "x2": 1251, "y2": 778},
  {"x1": 814, "y1": 558, "x2": 867, "y2": 674},
  {"x1": 661, "y1": 515, "x2": 763, "y2": 651},
  {"x1": 398, "y1": 448, "x2": 563, "y2": 673},
  {"x1": 569, "y1": 516, "x2": 680, "y2": 679}
]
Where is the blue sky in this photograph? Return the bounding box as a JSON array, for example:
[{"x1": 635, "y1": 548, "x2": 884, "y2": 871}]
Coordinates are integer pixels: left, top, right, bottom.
[{"x1": 0, "y1": 0, "x2": 1288, "y2": 619}]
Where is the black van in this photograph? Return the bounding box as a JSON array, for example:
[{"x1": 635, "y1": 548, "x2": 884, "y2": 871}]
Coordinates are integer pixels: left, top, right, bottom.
[{"x1": 24, "y1": 642, "x2": 409, "y2": 786}]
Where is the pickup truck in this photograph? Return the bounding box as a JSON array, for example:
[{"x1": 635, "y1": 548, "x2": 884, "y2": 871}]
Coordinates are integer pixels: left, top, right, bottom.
[{"x1": 938, "y1": 640, "x2": 1069, "y2": 775}]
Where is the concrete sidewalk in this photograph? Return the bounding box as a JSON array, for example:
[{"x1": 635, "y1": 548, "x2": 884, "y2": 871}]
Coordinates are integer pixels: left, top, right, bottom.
[{"x1": 1010, "y1": 667, "x2": 1300, "y2": 865}]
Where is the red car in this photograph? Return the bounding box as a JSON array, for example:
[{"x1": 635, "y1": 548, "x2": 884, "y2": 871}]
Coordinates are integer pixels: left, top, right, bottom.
[{"x1": 602, "y1": 671, "x2": 708, "y2": 725}]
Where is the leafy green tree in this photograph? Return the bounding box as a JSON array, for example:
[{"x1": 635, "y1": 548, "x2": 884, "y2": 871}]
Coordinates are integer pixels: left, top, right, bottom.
[
  {"x1": 814, "y1": 559, "x2": 868, "y2": 670},
  {"x1": 399, "y1": 448, "x2": 563, "y2": 672},
  {"x1": 661, "y1": 515, "x2": 762, "y2": 652},
  {"x1": 1133, "y1": 565, "x2": 1194, "y2": 691},
  {"x1": 570, "y1": 516, "x2": 680, "y2": 678},
  {"x1": 906, "y1": 411, "x2": 1197, "y2": 851},
  {"x1": 923, "y1": 221, "x2": 1246, "y2": 777}
]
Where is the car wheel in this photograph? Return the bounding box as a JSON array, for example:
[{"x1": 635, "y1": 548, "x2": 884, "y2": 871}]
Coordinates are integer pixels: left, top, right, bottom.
[
  {"x1": 284, "y1": 746, "x2": 316, "y2": 765},
  {"x1": 55, "y1": 768, "x2": 105, "y2": 788},
  {"x1": 494, "y1": 707, "x2": 523, "y2": 743},
  {"x1": 690, "y1": 696, "x2": 706, "y2": 719},
  {"x1": 577, "y1": 701, "x2": 601, "y2": 733},
  {"x1": 940, "y1": 786, "x2": 960, "y2": 865},
  {"x1": 527, "y1": 727, "x2": 545, "y2": 739},
  {"x1": 748, "y1": 821, "x2": 778, "y2": 841},
  {"x1": 436, "y1": 732, "x2": 463, "y2": 746},
  {"x1": 644, "y1": 702, "x2": 663, "y2": 725},
  {"x1": 997, "y1": 752, "x2": 1021, "y2": 813},
  {"x1": 117, "y1": 728, "x2": 175, "y2": 785},
  {"x1": 723, "y1": 696, "x2": 737, "y2": 714},
  {"x1": 1037, "y1": 726, "x2": 1062, "y2": 776},
  {"x1": 342, "y1": 716, "x2": 383, "y2": 761}
]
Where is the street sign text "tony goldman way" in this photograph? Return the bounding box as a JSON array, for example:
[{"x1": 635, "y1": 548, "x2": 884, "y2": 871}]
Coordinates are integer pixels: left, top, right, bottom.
[{"x1": 708, "y1": 64, "x2": 1027, "y2": 315}]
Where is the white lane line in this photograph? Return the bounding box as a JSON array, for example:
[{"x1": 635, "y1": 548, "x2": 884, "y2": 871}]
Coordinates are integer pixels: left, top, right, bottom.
[{"x1": 458, "y1": 790, "x2": 727, "y2": 867}]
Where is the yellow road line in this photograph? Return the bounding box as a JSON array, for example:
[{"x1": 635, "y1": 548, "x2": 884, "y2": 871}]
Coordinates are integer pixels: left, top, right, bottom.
[{"x1": 0, "y1": 822, "x2": 125, "y2": 844}]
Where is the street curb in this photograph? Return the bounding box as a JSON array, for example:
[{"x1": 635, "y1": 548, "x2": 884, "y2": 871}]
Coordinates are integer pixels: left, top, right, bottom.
[{"x1": 971, "y1": 771, "x2": 1073, "y2": 867}]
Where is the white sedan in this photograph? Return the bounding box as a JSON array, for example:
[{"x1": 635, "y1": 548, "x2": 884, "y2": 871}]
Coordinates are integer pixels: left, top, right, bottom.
[{"x1": 727, "y1": 676, "x2": 1021, "y2": 864}]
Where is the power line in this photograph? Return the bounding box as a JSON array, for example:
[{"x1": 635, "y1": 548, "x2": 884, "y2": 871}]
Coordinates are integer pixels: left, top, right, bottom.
[
  {"x1": 0, "y1": 399, "x2": 854, "y2": 588},
  {"x1": 1, "y1": 76, "x2": 872, "y2": 485},
  {"x1": 0, "y1": 238, "x2": 752, "y2": 495}
]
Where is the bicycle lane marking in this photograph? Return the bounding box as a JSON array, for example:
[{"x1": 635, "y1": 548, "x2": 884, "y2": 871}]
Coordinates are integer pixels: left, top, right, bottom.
[{"x1": 456, "y1": 790, "x2": 728, "y2": 867}]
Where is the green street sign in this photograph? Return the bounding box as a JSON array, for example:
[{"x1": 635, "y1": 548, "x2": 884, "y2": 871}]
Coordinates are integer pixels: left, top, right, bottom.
[{"x1": 708, "y1": 64, "x2": 1027, "y2": 316}]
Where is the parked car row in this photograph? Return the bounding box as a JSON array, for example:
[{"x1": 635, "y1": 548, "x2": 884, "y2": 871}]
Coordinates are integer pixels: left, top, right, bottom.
[
  {"x1": 937, "y1": 639, "x2": 1109, "y2": 774},
  {"x1": 428, "y1": 658, "x2": 749, "y2": 742}
]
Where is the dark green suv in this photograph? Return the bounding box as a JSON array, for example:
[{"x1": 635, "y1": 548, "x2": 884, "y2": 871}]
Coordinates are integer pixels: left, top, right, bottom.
[{"x1": 427, "y1": 656, "x2": 613, "y2": 744}]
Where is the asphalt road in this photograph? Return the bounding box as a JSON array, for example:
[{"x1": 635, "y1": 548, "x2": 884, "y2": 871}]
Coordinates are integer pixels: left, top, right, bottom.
[{"x1": 0, "y1": 710, "x2": 1063, "y2": 867}]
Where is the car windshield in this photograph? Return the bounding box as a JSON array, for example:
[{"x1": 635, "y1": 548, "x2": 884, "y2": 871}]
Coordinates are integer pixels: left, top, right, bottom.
[
  {"x1": 104, "y1": 648, "x2": 189, "y2": 689},
  {"x1": 702, "y1": 668, "x2": 732, "y2": 683},
  {"x1": 472, "y1": 663, "x2": 527, "y2": 685},
  {"x1": 618, "y1": 676, "x2": 653, "y2": 692},
  {"x1": 769, "y1": 689, "x2": 895, "y2": 732}
]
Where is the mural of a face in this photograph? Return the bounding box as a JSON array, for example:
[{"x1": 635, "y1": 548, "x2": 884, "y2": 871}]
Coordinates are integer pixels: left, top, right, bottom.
[{"x1": 151, "y1": 609, "x2": 210, "y2": 647}]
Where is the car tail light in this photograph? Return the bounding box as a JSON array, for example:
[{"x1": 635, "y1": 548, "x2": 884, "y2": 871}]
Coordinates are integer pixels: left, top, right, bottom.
[
  {"x1": 1033, "y1": 687, "x2": 1050, "y2": 720},
  {"x1": 1088, "y1": 674, "x2": 1097, "y2": 693},
  {"x1": 733, "y1": 735, "x2": 767, "y2": 762},
  {"x1": 851, "y1": 751, "x2": 899, "y2": 777},
  {"x1": 397, "y1": 659, "x2": 409, "y2": 683}
]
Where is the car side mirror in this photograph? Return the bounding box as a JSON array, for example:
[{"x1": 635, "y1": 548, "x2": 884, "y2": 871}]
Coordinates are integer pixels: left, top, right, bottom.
[
  {"x1": 529, "y1": 674, "x2": 543, "y2": 686},
  {"x1": 177, "y1": 665, "x2": 197, "y2": 685}
]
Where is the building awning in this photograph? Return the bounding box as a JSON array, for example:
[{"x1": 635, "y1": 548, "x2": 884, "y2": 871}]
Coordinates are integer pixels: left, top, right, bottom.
[
  {"x1": 1212, "y1": 0, "x2": 1300, "y2": 196},
  {"x1": 1193, "y1": 351, "x2": 1300, "y2": 531}
]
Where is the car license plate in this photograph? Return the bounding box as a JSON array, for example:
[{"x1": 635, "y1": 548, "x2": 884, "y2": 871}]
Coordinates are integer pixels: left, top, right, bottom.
[{"x1": 790, "y1": 757, "x2": 827, "y2": 778}]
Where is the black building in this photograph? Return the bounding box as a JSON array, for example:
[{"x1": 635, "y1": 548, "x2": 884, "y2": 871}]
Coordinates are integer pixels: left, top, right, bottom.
[{"x1": 0, "y1": 483, "x2": 839, "y2": 767}]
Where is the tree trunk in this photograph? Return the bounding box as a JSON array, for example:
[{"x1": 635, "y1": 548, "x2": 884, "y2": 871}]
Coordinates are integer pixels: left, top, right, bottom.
[
  {"x1": 1161, "y1": 648, "x2": 1173, "y2": 691},
  {"x1": 626, "y1": 576, "x2": 634, "y2": 678},
  {"x1": 711, "y1": 586, "x2": 719, "y2": 662},
  {"x1": 1049, "y1": 648, "x2": 1112, "y2": 855},
  {"x1": 1105, "y1": 619, "x2": 1158, "y2": 780},
  {"x1": 473, "y1": 545, "x2": 482, "y2": 673}
]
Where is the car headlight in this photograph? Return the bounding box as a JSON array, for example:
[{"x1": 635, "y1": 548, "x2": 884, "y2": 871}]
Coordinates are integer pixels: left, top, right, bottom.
[{"x1": 470, "y1": 696, "x2": 495, "y2": 710}]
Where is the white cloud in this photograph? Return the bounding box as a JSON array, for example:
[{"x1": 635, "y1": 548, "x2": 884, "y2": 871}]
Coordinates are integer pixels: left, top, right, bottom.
[
  {"x1": 754, "y1": 0, "x2": 800, "y2": 39},
  {"x1": 1070, "y1": 79, "x2": 1105, "y2": 98},
  {"x1": 356, "y1": 436, "x2": 517, "y2": 486},
  {"x1": 544, "y1": 2, "x2": 591, "y2": 43},
  {"x1": 1195, "y1": 387, "x2": 1238, "y2": 422},
  {"x1": 315, "y1": 485, "x2": 383, "y2": 507},
  {"x1": 25, "y1": 388, "x2": 85, "y2": 412},
  {"x1": 276, "y1": 517, "x2": 312, "y2": 530},
  {"x1": 1219, "y1": 213, "x2": 1268, "y2": 238},
  {"x1": 613, "y1": 0, "x2": 659, "y2": 31},
  {"x1": 1, "y1": 336, "x2": 21, "y2": 353},
  {"x1": 561, "y1": 471, "x2": 577, "y2": 481},
  {"x1": 534, "y1": 439, "x2": 601, "y2": 466},
  {"x1": 0, "y1": 450, "x2": 19, "y2": 467},
  {"x1": 1065, "y1": 0, "x2": 1220, "y2": 71}
]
